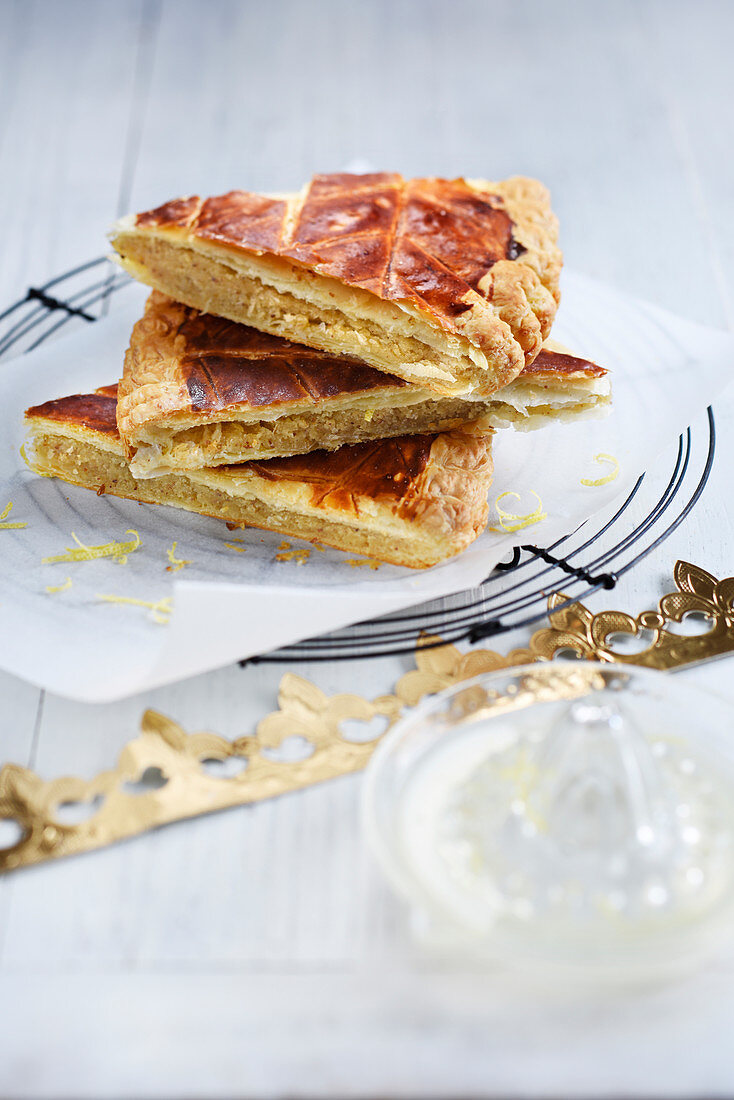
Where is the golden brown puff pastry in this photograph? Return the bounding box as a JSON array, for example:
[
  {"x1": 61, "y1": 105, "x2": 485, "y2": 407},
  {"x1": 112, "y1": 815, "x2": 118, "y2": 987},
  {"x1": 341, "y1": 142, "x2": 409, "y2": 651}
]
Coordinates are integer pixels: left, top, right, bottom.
[
  {"x1": 489, "y1": 338, "x2": 611, "y2": 432},
  {"x1": 25, "y1": 387, "x2": 494, "y2": 569},
  {"x1": 118, "y1": 292, "x2": 609, "y2": 478},
  {"x1": 109, "y1": 172, "x2": 561, "y2": 398}
]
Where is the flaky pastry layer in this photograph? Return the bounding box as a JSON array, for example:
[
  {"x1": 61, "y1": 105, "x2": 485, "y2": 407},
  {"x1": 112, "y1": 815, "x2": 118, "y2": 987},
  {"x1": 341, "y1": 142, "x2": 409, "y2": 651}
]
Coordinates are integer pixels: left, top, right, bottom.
[
  {"x1": 25, "y1": 389, "x2": 494, "y2": 569},
  {"x1": 110, "y1": 172, "x2": 561, "y2": 398},
  {"x1": 118, "y1": 293, "x2": 609, "y2": 477}
]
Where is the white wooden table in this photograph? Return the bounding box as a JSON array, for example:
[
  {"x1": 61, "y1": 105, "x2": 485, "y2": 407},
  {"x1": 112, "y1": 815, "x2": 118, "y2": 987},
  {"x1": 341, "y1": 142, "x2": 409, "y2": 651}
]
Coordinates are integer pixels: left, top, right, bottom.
[{"x1": 2, "y1": 1, "x2": 734, "y2": 1096}]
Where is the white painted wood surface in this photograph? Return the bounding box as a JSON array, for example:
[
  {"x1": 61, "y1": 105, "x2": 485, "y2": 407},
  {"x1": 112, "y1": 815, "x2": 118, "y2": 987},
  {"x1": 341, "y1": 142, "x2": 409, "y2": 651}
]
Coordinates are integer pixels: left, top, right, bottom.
[{"x1": 1, "y1": 1, "x2": 734, "y2": 1095}]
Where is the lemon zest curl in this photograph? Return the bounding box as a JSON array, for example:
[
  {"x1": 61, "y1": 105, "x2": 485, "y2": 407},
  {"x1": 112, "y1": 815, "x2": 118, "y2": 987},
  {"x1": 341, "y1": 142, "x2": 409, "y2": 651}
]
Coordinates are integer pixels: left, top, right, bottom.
[
  {"x1": 166, "y1": 541, "x2": 191, "y2": 573},
  {"x1": 45, "y1": 576, "x2": 72, "y2": 594},
  {"x1": 581, "y1": 453, "x2": 620, "y2": 487},
  {"x1": 19, "y1": 443, "x2": 49, "y2": 477},
  {"x1": 490, "y1": 490, "x2": 547, "y2": 534}
]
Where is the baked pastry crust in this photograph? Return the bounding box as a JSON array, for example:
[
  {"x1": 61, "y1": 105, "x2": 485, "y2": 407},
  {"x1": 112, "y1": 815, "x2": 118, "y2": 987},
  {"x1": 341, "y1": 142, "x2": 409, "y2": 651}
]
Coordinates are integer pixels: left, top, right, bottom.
[
  {"x1": 110, "y1": 172, "x2": 561, "y2": 398},
  {"x1": 25, "y1": 388, "x2": 494, "y2": 569},
  {"x1": 118, "y1": 293, "x2": 608, "y2": 477},
  {"x1": 489, "y1": 340, "x2": 611, "y2": 432}
]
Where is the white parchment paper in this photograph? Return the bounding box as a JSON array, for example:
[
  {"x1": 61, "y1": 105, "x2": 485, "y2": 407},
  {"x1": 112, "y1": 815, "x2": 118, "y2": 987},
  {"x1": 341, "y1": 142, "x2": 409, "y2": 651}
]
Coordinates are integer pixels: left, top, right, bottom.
[{"x1": 0, "y1": 270, "x2": 732, "y2": 701}]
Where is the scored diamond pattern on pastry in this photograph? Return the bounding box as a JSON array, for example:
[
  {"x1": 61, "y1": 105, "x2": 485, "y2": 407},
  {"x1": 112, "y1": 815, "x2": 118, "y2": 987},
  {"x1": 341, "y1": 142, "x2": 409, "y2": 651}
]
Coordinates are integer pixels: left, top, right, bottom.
[{"x1": 137, "y1": 173, "x2": 521, "y2": 328}]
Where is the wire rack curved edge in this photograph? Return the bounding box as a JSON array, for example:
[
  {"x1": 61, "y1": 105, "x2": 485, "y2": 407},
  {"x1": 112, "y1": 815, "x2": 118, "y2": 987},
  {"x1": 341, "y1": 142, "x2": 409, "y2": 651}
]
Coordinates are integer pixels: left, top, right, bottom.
[{"x1": 0, "y1": 258, "x2": 716, "y2": 663}]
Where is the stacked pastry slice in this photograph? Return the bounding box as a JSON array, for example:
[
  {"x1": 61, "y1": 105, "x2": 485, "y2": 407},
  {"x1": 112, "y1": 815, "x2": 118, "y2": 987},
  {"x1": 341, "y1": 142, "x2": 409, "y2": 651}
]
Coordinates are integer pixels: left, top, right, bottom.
[
  {"x1": 25, "y1": 172, "x2": 611, "y2": 568},
  {"x1": 26, "y1": 387, "x2": 495, "y2": 569},
  {"x1": 110, "y1": 173, "x2": 562, "y2": 394}
]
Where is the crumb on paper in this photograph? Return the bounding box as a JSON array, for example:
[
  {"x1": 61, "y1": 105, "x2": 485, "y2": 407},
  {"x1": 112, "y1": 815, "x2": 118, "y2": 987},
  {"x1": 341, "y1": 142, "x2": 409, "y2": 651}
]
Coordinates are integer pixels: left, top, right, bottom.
[
  {"x1": 581, "y1": 452, "x2": 620, "y2": 487},
  {"x1": 344, "y1": 558, "x2": 381, "y2": 571},
  {"x1": 0, "y1": 501, "x2": 28, "y2": 530},
  {"x1": 166, "y1": 541, "x2": 191, "y2": 572},
  {"x1": 224, "y1": 538, "x2": 247, "y2": 553},
  {"x1": 490, "y1": 490, "x2": 547, "y2": 534},
  {"x1": 275, "y1": 548, "x2": 311, "y2": 565},
  {"x1": 278, "y1": 541, "x2": 292, "y2": 551},
  {"x1": 42, "y1": 529, "x2": 141, "y2": 565},
  {"x1": 45, "y1": 576, "x2": 72, "y2": 594},
  {"x1": 95, "y1": 593, "x2": 172, "y2": 624}
]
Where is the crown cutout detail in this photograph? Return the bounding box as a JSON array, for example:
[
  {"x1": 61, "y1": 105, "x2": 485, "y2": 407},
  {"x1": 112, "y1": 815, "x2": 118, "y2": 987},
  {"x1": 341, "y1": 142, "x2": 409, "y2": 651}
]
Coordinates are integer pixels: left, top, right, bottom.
[{"x1": 1, "y1": 560, "x2": 731, "y2": 872}]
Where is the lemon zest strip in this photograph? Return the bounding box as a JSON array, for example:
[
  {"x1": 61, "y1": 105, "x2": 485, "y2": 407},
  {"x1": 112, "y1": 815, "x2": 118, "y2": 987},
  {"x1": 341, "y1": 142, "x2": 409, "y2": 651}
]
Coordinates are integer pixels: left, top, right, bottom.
[
  {"x1": 42, "y1": 529, "x2": 141, "y2": 565},
  {"x1": 581, "y1": 453, "x2": 620, "y2": 487},
  {"x1": 490, "y1": 490, "x2": 547, "y2": 534},
  {"x1": 45, "y1": 576, "x2": 72, "y2": 594},
  {"x1": 166, "y1": 541, "x2": 191, "y2": 573},
  {"x1": 19, "y1": 443, "x2": 49, "y2": 477},
  {"x1": 0, "y1": 501, "x2": 28, "y2": 530},
  {"x1": 96, "y1": 593, "x2": 172, "y2": 624}
]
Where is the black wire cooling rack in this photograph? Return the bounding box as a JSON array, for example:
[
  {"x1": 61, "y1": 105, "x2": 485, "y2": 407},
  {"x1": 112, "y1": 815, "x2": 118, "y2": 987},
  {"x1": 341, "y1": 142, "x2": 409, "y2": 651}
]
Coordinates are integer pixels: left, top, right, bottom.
[{"x1": 1, "y1": 257, "x2": 717, "y2": 663}]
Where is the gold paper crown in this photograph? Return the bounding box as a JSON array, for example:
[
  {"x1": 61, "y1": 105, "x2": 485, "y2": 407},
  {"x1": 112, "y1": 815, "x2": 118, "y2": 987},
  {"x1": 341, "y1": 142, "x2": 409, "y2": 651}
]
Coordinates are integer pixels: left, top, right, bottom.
[
  {"x1": 534, "y1": 560, "x2": 734, "y2": 669},
  {"x1": 2, "y1": 560, "x2": 732, "y2": 872}
]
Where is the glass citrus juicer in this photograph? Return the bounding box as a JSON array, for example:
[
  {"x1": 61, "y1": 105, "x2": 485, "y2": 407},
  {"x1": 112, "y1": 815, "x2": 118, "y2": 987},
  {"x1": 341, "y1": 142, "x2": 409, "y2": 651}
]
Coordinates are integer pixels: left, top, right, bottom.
[{"x1": 362, "y1": 662, "x2": 734, "y2": 984}]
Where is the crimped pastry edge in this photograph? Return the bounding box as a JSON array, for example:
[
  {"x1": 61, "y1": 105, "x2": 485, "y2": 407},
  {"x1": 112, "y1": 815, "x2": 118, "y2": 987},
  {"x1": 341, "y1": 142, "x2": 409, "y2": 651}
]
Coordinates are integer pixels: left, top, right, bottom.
[{"x1": 405, "y1": 423, "x2": 494, "y2": 547}]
